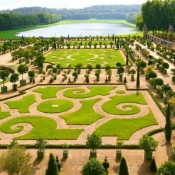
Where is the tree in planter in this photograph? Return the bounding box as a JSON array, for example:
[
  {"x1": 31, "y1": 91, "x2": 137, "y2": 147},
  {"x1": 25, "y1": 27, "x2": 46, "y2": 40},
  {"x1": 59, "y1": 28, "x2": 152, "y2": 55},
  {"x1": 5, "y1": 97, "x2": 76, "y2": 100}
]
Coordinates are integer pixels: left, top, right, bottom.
[
  {"x1": 17, "y1": 64, "x2": 28, "y2": 86},
  {"x1": 96, "y1": 64, "x2": 101, "y2": 69},
  {"x1": 72, "y1": 71, "x2": 78, "y2": 82},
  {"x1": 118, "y1": 157, "x2": 129, "y2": 175},
  {"x1": 86, "y1": 133, "x2": 102, "y2": 158},
  {"x1": 154, "y1": 78, "x2": 164, "y2": 89},
  {"x1": 10, "y1": 73, "x2": 19, "y2": 91},
  {"x1": 139, "y1": 134, "x2": 158, "y2": 159},
  {"x1": 106, "y1": 68, "x2": 112, "y2": 81},
  {"x1": 157, "y1": 161, "x2": 175, "y2": 175},
  {"x1": 0, "y1": 70, "x2": 10, "y2": 93},
  {"x1": 171, "y1": 68, "x2": 175, "y2": 82},
  {"x1": 0, "y1": 145, "x2": 32, "y2": 175},
  {"x1": 116, "y1": 140, "x2": 124, "y2": 159},
  {"x1": 165, "y1": 103, "x2": 172, "y2": 142},
  {"x1": 36, "y1": 138, "x2": 47, "y2": 159},
  {"x1": 146, "y1": 70, "x2": 157, "y2": 80},
  {"x1": 62, "y1": 144, "x2": 69, "y2": 159},
  {"x1": 83, "y1": 158, "x2": 105, "y2": 175},
  {"x1": 118, "y1": 66, "x2": 125, "y2": 81},
  {"x1": 136, "y1": 59, "x2": 146, "y2": 88},
  {"x1": 28, "y1": 70, "x2": 35, "y2": 83},
  {"x1": 161, "y1": 62, "x2": 169, "y2": 74},
  {"x1": 46, "y1": 153, "x2": 59, "y2": 175},
  {"x1": 95, "y1": 69, "x2": 101, "y2": 82},
  {"x1": 150, "y1": 157, "x2": 157, "y2": 172}
]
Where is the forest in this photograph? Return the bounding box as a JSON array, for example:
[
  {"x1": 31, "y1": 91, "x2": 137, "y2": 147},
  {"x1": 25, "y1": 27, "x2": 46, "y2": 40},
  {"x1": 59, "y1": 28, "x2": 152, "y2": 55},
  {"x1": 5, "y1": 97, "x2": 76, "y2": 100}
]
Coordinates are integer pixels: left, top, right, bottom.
[
  {"x1": 136, "y1": 0, "x2": 175, "y2": 32},
  {"x1": 0, "y1": 5, "x2": 141, "y2": 30}
]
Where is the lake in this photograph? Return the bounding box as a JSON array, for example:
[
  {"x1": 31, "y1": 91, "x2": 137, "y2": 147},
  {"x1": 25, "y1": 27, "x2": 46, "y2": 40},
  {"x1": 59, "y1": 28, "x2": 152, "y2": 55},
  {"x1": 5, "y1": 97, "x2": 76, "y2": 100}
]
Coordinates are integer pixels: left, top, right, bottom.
[{"x1": 17, "y1": 23, "x2": 137, "y2": 37}]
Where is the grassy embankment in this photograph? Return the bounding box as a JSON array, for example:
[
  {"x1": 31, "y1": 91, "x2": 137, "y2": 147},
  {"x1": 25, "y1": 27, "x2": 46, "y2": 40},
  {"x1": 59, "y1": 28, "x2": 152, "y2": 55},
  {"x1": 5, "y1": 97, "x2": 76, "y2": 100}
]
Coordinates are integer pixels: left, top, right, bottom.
[{"x1": 0, "y1": 19, "x2": 141, "y2": 39}]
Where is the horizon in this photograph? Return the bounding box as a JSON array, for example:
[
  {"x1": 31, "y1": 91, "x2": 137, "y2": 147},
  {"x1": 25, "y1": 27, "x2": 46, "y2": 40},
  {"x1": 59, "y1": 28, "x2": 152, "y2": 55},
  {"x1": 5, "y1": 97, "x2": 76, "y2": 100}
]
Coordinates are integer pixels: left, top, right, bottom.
[{"x1": 0, "y1": 0, "x2": 146, "y2": 10}]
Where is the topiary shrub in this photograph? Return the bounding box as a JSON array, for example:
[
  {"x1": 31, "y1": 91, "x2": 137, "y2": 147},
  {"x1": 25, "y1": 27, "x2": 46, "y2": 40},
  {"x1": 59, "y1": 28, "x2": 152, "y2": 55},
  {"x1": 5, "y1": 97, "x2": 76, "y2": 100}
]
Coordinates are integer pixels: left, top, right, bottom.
[{"x1": 119, "y1": 157, "x2": 129, "y2": 175}]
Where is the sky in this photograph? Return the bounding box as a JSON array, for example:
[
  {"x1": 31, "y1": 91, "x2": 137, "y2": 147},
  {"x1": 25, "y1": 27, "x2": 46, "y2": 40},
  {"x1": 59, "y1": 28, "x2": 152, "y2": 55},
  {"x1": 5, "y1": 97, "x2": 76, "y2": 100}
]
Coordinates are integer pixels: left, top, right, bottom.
[{"x1": 0, "y1": 0, "x2": 146, "y2": 10}]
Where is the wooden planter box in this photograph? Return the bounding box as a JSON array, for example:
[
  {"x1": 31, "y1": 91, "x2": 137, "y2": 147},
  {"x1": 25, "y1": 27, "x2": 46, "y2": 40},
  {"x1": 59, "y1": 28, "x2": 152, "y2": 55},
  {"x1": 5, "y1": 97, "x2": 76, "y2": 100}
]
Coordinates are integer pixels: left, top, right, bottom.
[
  {"x1": 37, "y1": 151, "x2": 44, "y2": 159},
  {"x1": 20, "y1": 80, "x2": 26, "y2": 86},
  {"x1": 1, "y1": 86, "x2": 7, "y2": 93},
  {"x1": 90, "y1": 151, "x2": 97, "y2": 159},
  {"x1": 116, "y1": 150, "x2": 122, "y2": 159},
  {"x1": 63, "y1": 150, "x2": 68, "y2": 159},
  {"x1": 144, "y1": 150, "x2": 152, "y2": 159}
]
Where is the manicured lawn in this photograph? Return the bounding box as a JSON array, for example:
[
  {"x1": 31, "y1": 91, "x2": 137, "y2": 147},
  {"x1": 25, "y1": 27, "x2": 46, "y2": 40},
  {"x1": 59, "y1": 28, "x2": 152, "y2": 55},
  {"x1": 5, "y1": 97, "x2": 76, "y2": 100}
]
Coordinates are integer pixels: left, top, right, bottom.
[
  {"x1": 0, "y1": 107, "x2": 10, "y2": 119},
  {"x1": 0, "y1": 116, "x2": 83, "y2": 140},
  {"x1": 45, "y1": 49, "x2": 125, "y2": 67},
  {"x1": 5, "y1": 94, "x2": 36, "y2": 113},
  {"x1": 63, "y1": 86, "x2": 115, "y2": 98},
  {"x1": 61, "y1": 98, "x2": 103, "y2": 124},
  {"x1": 102, "y1": 93, "x2": 147, "y2": 115},
  {"x1": 94, "y1": 110, "x2": 158, "y2": 140},
  {"x1": 33, "y1": 86, "x2": 67, "y2": 99},
  {"x1": 37, "y1": 99, "x2": 74, "y2": 113}
]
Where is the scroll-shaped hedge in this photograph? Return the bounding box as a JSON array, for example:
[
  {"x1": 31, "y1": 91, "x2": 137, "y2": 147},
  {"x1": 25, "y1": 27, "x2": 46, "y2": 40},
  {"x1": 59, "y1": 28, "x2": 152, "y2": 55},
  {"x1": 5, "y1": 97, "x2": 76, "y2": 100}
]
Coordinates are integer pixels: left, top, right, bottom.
[
  {"x1": 63, "y1": 86, "x2": 115, "y2": 98},
  {"x1": 102, "y1": 93, "x2": 147, "y2": 115},
  {"x1": 33, "y1": 86, "x2": 67, "y2": 99},
  {"x1": 0, "y1": 116, "x2": 83, "y2": 140},
  {"x1": 5, "y1": 94, "x2": 36, "y2": 113},
  {"x1": 94, "y1": 110, "x2": 157, "y2": 140},
  {"x1": 61, "y1": 98, "x2": 102, "y2": 125}
]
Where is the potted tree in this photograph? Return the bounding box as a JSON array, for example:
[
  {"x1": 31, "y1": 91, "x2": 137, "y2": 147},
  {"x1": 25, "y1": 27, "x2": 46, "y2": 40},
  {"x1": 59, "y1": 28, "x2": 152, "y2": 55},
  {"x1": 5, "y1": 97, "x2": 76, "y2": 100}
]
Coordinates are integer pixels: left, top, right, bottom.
[
  {"x1": 36, "y1": 138, "x2": 47, "y2": 159},
  {"x1": 86, "y1": 133, "x2": 102, "y2": 159},
  {"x1": 139, "y1": 134, "x2": 158, "y2": 159},
  {"x1": 0, "y1": 70, "x2": 10, "y2": 93},
  {"x1": 17, "y1": 64, "x2": 28, "y2": 86},
  {"x1": 10, "y1": 73, "x2": 19, "y2": 91},
  {"x1": 63, "y1": 144, "x2": 69, "y2": 159},
  {"x1": 116, "y1": 140, "x2": 124, "y2": 159},
  {"x1": 28, "y1": 70, "x2": 35, "y2": 83}
]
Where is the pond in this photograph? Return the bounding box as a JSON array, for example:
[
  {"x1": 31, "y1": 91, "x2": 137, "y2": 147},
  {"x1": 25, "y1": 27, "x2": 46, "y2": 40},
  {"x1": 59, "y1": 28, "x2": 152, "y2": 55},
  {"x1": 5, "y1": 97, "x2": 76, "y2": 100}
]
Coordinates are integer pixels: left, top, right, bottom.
[{"x1": 17, "y1": 23, "x2": 137, "y2": 37}]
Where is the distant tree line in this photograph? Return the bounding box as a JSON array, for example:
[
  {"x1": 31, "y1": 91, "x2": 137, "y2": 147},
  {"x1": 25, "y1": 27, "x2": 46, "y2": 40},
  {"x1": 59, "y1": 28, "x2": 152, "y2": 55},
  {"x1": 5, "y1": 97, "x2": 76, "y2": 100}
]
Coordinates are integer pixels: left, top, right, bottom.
[
  {"x1": 136, "y1": 0, "x2": 175, "y2": 31},
  {"x1": 0, "y1": 13, "x2": 61, "y2": 30},
  {"x1": 0, "y1": 5, "x2": 141, "y2": 30}
]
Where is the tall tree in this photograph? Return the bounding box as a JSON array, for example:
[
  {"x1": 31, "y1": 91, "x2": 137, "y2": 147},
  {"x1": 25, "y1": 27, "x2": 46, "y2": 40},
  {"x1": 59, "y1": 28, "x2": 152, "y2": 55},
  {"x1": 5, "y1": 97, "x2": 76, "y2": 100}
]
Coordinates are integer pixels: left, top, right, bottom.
[
  {"x1": 46, "y1": 153, "x2": 59, "y2": 175},
  {"x1": 0, "y1": 145, "x2": 32, "y2": 175},
  {"x1": 165, "y1": 103, "x2": 172, "y2": 142},
  {"x1": 119, "y1": 157, "x2": 129, "y2": 175}
]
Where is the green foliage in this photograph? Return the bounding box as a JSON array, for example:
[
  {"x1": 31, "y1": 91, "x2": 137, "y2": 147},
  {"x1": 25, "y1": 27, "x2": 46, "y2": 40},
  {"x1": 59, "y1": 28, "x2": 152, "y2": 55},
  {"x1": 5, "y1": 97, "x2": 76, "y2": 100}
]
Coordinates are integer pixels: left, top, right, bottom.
[
  {"x1": 0, "y1": 107, "x2": 10, "y2": 119},
  {"x1": 46, "y1": 153, "x2": 58, "y2": 175},
  {"x1": 119, "y1": 157, "x2": 129, "y2": 175},
  {"x1": 37, "y1": 99, "x2": 74, "y2": 113},
  {"x1": 0, "y1": 116, "x2": 83, "y2": 140},
  {"x1": 62, "y1": 98, "x2": 103, "y2": 124},
  {"x1": 33, "y1": 86, "x2": 67, "y2": 99},
  {"x1": 102, "y1": 93, "x2": 147, "y2": 115},
  {"x1": 63, "y1": 86, "x2": 115, "y2": 98},
  {"x1": 165, "y1": 103, "x2": 172, "y2": 142},
  {"x1": 5, "y1": 94, "x2": 36, "y2": 113},
  {"x1": 0, "y1": 145, "x2": 32, "y2": 175},
  {"x1": 139, "y1": 134, "x2": 158, "y2": 151},
  {"x1": 150, "y1": 157, "x2": 157, "y2": 172},
  {"x1": 17, "y1": 64, "x2": 28, "y2": 80},
  {"x1": 157, "y1": 161, "x2": 175, "y2": 175},
  {"x1": 94, "y1": 110, "x2": 157, "y2": 140},
  {"x1": 83, "y1": 158, "x2": 105, "y2": 175},
  {"x1": 0, "y1": 70, "x2": 10, "y2": 86},
  {"x1": 86, "y1": 134, "x2": 102, "y2": 152}
]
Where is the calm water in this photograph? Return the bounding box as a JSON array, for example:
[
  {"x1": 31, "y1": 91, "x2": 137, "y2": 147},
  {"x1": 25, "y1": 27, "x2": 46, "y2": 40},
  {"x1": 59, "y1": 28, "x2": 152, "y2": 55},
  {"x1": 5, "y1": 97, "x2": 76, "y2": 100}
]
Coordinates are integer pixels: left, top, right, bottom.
[{"x1": 17, "y1": 23, "x2": 137, "y2": 37}]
